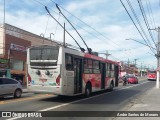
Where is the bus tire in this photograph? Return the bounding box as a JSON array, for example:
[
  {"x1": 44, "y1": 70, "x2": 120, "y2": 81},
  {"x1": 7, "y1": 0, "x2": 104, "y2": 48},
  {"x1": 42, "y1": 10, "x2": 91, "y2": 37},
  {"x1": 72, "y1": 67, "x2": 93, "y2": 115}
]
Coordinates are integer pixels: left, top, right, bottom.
[{"x1": 85, "y1": 83, "x2": 91, "y2": 97}]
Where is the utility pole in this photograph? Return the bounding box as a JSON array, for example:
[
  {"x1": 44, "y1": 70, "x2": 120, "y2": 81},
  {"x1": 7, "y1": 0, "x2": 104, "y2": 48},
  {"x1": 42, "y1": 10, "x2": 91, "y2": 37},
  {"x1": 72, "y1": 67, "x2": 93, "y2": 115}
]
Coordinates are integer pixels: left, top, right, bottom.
[
  {"x1": 141, "y1": 62, "x2": 143, "y2": 77},
  {"x1": 128, "y1": 59, "x2": 130, "y2": 74},
  {"x1": 105, "y1": 50, "x2": 111, "y2": 59},
  {"x1": 99, "y1": 50, "x2": 111, "y2": 59},
  {"x1": 149, "y1": 27, "x2": 160, "y2": 88},
  {"x1": 63, "y1": 23, "x2": 65, "y2": 46},
  {"x1": 157, "y1": 27, "x2": 160, "y2": 88},
  {"x1": 134, "y1": 59, "x2": 137, "y2": 67},
  {"x1": 134, "y1": 59, "x2": 137, "y2": 75}
]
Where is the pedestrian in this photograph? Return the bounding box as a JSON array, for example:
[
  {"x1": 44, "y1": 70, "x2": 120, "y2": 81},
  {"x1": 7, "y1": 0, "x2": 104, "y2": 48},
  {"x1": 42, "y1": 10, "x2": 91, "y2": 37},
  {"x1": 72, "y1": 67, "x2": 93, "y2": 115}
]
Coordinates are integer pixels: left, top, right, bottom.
[{"x1": 123, "y1": 75, "x2": 127, "y2": 86}]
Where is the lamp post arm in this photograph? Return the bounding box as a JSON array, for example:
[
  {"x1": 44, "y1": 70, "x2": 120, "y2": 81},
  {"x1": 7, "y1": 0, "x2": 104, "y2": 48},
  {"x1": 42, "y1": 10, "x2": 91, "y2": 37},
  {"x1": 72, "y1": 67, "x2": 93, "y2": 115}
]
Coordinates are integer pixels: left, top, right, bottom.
[{"x1": 126, "y1": 38, "x2": 156, "y2": 50}]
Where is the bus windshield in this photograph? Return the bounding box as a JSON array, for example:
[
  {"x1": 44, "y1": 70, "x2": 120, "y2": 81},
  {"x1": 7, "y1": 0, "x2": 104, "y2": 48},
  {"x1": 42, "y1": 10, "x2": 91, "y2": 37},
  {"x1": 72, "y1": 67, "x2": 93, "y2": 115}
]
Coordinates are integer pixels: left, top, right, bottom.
[{"x1": 30, "y1": 45, "x2": 59, "y2": 66}]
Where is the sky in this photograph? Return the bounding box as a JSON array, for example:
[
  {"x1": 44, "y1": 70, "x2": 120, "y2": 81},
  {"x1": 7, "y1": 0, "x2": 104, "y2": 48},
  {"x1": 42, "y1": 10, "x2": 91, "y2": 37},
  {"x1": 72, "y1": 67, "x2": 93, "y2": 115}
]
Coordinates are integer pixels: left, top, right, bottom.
[{"x1": 0, "y1": 0, "x2": 159, "y2": 69}]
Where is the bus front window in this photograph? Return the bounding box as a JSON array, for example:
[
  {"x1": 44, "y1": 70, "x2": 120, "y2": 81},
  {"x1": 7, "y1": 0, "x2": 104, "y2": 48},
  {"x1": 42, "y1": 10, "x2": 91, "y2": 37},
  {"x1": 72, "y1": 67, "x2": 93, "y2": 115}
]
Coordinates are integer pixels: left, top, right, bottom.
[{"x1": 30, "y1": 45, "x2": 59, "y2": 66}]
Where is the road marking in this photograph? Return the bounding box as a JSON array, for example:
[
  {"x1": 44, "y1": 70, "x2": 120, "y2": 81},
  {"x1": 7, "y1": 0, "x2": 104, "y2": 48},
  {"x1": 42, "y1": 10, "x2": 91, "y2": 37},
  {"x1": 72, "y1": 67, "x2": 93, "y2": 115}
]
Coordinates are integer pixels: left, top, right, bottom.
[
  {"x1": 0, "y1": 94, "x2": 53, "y2": 105},
  {"x1": 39, "y1": 81, "x2": 150, "y2": 111},
  {"x1": 116, "y1": 81, "x2": 150, "y2": 91},
  {"x1": 7, "y1": 80, "x2": 150, "y2": 120}
]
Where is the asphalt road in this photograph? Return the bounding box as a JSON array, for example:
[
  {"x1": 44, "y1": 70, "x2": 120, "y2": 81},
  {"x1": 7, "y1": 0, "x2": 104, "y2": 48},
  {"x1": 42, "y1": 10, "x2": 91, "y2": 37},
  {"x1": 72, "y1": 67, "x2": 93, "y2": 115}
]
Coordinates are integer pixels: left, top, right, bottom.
[{"x1": 0, "y1": 79, "x2": 156, "y2": 120}]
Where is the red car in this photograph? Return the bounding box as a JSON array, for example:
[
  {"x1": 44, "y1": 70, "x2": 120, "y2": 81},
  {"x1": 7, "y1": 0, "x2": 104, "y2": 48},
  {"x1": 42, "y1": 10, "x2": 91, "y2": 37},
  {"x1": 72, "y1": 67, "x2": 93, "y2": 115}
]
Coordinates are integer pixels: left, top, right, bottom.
[{"x1": 127, "y1": 74, "x2": 138, "y2": 84}]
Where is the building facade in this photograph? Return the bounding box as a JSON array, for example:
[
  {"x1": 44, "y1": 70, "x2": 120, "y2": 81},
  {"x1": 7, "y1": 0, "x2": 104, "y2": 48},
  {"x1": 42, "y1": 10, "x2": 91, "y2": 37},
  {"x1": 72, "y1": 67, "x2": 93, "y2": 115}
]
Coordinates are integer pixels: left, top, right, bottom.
[{"x1": 0, "y1": 23, "x2": 56, "y2": 85}]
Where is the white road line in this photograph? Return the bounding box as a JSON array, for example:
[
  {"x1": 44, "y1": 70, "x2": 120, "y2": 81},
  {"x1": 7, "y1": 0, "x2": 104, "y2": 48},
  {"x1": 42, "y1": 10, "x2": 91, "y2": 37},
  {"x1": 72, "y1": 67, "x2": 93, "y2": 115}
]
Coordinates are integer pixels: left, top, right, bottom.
[
  {"x1": 40, "y1": 81, "x2": 150, "y2": 111},
  {"x1": 6, "y1": 80, "x2": 150, "y2": 120},
  {"x1": 116, "y1": 81, "x2": 150, "y2": 91}
]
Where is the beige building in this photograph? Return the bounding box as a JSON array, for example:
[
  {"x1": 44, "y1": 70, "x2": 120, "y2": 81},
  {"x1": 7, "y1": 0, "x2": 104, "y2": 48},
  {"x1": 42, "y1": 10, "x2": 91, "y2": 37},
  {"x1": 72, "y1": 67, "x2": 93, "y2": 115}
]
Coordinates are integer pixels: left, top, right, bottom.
[{"x1": 0, "y1": 23, "x2": 57, "y2": 85}]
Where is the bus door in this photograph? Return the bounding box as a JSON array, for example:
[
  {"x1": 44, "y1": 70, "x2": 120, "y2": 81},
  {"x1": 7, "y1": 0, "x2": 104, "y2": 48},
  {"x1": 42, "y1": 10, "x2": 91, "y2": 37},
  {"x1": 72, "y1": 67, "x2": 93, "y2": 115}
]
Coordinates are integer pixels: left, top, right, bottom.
[
  {"x1": 73, "y1": 58, "x2": 82, "y2": 94},
  {"x1": 101, "y1": 63, "x2": 106, "y2": 89}
]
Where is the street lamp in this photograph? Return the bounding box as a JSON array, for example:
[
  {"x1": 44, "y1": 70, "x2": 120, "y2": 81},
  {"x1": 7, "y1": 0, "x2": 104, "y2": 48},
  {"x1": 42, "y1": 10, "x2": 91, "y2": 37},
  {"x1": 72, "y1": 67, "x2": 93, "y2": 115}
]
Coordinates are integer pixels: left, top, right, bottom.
[{"x1": 125, "y1": 38, "x2": 156, "y2": 50}]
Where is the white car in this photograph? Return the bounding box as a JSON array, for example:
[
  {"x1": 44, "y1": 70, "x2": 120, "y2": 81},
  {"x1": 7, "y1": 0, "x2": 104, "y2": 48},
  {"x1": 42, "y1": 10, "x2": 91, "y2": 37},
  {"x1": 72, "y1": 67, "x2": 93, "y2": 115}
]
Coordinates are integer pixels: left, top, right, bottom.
[{"x1": 0, "y1": 78, "x2": 23, "y2": 98}]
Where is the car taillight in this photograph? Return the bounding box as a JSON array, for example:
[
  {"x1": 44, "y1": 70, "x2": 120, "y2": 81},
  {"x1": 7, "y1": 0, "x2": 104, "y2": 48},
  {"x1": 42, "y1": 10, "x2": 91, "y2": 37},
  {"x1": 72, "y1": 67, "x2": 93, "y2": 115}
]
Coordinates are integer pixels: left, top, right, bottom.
[
  {"x1": 56, "y1": 75, "x2": 60, "y2": 85},
  {"x1": 28, "y1": 74, "x2": 31, "y2": 84}
]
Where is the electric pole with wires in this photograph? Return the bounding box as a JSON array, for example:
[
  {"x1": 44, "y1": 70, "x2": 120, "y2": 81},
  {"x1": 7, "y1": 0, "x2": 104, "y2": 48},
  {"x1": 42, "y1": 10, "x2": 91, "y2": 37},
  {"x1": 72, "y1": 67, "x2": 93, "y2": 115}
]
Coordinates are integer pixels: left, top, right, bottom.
[
  {"x1": 150, "y1": 27, "x2": 160, "y2": 88},
  {"x1": 156, "y1": 27, "x2": 160, "y2": 88}
]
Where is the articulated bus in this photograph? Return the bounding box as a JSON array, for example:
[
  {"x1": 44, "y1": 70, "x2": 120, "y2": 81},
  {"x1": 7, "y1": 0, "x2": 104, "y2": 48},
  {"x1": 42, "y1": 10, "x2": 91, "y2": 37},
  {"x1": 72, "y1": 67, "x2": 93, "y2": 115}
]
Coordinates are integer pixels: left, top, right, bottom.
[
  {"x1": 27, "y1": 44, "x2": 119, "y2": 96},
  {"x1": 147, "y1": 70, "x2": 156, "y2": 80}
]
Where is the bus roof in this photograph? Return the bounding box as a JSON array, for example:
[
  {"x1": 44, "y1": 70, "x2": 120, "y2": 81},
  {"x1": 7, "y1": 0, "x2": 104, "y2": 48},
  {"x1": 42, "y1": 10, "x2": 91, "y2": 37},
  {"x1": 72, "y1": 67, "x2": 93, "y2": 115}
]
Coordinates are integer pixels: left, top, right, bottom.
[{"x1": 84, "y1": 53, "x2": 118, "y2": 65}]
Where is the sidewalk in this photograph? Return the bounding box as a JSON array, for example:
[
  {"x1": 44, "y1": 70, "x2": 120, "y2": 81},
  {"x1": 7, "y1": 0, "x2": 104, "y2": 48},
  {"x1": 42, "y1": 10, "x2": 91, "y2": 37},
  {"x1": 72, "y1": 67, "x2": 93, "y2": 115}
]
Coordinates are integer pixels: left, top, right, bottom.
[{"x1": 114, "y1": 84, "x2": 160, "y2": 120}]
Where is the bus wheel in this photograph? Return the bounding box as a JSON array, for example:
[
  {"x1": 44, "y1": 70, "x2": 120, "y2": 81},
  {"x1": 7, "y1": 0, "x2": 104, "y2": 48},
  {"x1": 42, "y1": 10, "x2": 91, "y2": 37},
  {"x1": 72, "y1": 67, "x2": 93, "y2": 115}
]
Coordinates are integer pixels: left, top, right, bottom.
[{"x1": 85, "y1": 84, "x2": 91, "y2": 97}]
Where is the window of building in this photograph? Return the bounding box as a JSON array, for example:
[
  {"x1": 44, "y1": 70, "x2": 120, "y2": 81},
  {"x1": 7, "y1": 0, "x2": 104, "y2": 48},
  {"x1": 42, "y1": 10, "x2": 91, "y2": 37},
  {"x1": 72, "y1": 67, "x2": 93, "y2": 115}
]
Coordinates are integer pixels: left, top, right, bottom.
[{"x1": 10, "y1": 59, "x2": 24, "y2": 71}]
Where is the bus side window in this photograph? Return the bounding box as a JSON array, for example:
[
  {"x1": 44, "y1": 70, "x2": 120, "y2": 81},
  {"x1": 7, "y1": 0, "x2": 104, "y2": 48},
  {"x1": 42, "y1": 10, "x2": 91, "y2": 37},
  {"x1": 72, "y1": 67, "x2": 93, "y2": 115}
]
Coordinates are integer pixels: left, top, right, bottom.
[
  {"x1": 93, "y1": 60, "x2": 100, "y2": 74},
  {"x1": 84, "y1": 59, "x2": 93, "y2": 73},
  {"x1": 65, "y1": 54, "x2": 73, "y2": 70}
]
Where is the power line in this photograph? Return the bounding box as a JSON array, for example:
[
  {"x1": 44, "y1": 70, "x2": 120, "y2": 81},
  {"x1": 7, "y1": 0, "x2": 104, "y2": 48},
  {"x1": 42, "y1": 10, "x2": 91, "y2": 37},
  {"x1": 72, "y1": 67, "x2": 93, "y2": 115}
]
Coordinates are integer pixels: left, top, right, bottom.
[
  {"x1": 44, "y1": 15, "x2": 50, "y2": 37},
  {"x1": 49, "y1": 0, "x2": 121, "y2": 48},
  {"x1": 137, "y1": 0, "x2": 157, "y2": 48},
  {"x1": 56, "y1": 4, "x2": 92, "y2": 54},
  {"x1": 145, "y1": 0, "x2": 157, "y2": 40},
  {"x1": 119, "y1": 0, "x2": 156, "y2": 55},
  {"x1": 45, "y1": 6, "x2": 85, "y2": 52},
  {"x1": 32, "y1": 0, "x2": 122, "y2": 50},
  {"x1": 126, "y1": 0, "x2": 154, "y2": 50},
  {"x1": 32, "y1": 0, "x2": 59, "y2": 15},
  {"x1": 53, "y1": 12, "x2": 61, "y2": 40}
]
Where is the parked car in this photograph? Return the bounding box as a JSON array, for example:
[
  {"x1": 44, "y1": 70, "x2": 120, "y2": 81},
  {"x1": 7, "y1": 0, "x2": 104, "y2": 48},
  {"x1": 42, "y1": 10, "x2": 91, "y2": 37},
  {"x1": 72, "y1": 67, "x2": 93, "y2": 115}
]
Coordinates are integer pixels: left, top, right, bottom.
[
  {"x1": 0, "y1": 77, "x2": 23, "y2": 98},
  {"x1": 127, "y1": 74, "x2": 138, "y2": 84}
]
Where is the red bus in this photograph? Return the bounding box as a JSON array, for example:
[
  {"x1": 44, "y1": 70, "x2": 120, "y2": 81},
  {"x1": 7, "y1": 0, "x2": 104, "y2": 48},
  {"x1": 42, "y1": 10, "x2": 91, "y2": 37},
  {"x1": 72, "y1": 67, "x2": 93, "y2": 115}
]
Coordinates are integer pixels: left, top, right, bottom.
[
  {"x1": 147, "y1": 70, "x2": 156, "y2": 80},
  {"x1": 27, "y1": 45, "x2": 120, "y2": 97}
]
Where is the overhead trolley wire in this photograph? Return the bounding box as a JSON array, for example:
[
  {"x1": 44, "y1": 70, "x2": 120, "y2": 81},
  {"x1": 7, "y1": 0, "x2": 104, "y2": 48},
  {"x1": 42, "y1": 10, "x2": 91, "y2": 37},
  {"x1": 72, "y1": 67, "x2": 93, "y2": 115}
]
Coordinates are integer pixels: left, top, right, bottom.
[
  {"x1": 33, "y1": 0, "x2": 122, "y2": 50},
  {"x1": 145, "y1": 0, "x2": 157, "y2": 40},
  {"x1": 45, "y1": 6, "x2": 85, "y2": 52},
  {"x1": 126, "y1": 0, "x2": 153, "y2": 49},
  {"x1": 50, "y1": 0, "x2": 121, "y2": 48},
  {"x1": 137, "y1": 0, "x2": 157, "y2": 48},
  {"x1": 120, "y1": 0, "x2": 156, "y2": 55}
]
